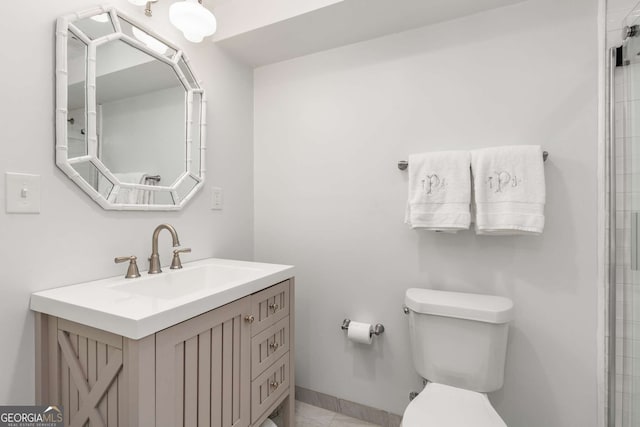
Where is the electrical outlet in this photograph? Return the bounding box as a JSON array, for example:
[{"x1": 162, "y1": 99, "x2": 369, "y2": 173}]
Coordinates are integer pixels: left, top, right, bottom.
[
  {"x1": 5, "y1": 172, "x2": 41, "y2": 214},
  {"x1": 211, "y1": 187, "x2": 223, "y2": 210}
]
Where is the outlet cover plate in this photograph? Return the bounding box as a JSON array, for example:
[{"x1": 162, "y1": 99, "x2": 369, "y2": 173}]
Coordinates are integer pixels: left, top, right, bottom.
[{"x1": 211, "y1": 187, "x2": 223, "y2": 210}]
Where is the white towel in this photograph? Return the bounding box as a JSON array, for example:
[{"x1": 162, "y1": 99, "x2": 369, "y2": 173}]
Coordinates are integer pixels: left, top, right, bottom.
[
  {"x1": 140, "y1": 174, "x2": 156, "y2": 205},
  {"x1": 471, "y1": 145, "x2": 545, "y2": 235},
  {"x1": 114, "y1": 172, "x2": 146, "y2": 184},
  {"x1": 113, "y1": 172, "x2": 147, "y2": 204},
  {"x1": 405, "y1": 151, "x2": 471, "y2": 232}
]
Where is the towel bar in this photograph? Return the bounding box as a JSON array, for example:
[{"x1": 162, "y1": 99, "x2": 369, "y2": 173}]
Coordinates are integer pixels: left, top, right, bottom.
[{"x1": 397, "y1": 151, "x2": 548, "y2": 171}]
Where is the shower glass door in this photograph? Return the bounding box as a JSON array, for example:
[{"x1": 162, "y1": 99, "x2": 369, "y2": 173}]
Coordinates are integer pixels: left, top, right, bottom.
[{"x1": 619, "y1": 17, "x2": 640, "y2": 426}]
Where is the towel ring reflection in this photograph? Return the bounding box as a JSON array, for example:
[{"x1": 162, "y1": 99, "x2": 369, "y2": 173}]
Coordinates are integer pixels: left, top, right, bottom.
[{"x1": 397, "y1": 151, "x2": 548, "y2": 171}]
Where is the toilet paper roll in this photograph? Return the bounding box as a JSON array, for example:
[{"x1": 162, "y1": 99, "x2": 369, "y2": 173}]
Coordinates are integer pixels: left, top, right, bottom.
[
  {"x1": 347, "y1": 321, "x2": 373, "y2": 344},
  {"x1": 259, "y1": 418, "x2": 277, "y2": 427}
]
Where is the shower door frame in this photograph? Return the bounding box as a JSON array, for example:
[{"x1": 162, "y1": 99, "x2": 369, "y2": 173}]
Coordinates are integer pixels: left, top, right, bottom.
[{"x1": 607, "y1": 45, "x2": 617, "y2": 427}]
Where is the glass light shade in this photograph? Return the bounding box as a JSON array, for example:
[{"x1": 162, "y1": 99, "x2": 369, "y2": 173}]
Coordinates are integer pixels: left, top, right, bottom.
[
  {"x1": 90, "y1": 13, "x2": 110, "y2": 23},
  {"x1": 128, "y1": 0, "x2": 148, "y2": 6},
  {"x1": 169, "y1": 0, "x2": 217, "y2": 43},
  {"x1": 132, "y1": 27, "x2": 169, "y2": 55}
]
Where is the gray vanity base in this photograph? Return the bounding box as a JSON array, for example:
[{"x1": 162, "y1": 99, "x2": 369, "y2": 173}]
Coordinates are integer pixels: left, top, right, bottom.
[{"x1": 35, "y1": 278, "x2": 295, "y2": 427}]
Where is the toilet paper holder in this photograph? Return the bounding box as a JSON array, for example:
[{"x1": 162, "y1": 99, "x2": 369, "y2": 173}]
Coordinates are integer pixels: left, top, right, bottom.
[{"x1": 341, "y1": 319, "x2": 385, "y2": 337}]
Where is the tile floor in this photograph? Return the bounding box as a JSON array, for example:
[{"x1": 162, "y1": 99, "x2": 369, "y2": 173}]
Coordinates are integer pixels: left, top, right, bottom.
[{"x1": 294, "y1": 401, "x2": 381, "y2": 427}]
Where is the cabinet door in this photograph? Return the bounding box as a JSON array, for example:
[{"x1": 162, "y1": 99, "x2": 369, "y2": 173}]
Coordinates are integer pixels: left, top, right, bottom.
[{"x1": 156, "y1": 297, "x2": 251, "y2": 427}]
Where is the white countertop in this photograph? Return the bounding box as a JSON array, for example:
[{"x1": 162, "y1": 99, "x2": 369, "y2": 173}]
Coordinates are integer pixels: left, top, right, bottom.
[{"x1": 30, "y1": 258, "x2": 294, "y2": 340}]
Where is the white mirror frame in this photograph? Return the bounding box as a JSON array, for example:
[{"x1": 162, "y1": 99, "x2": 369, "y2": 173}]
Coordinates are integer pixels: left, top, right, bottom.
[{"x1": 55, "y1": 6, "x2": 207, "y2": 211}]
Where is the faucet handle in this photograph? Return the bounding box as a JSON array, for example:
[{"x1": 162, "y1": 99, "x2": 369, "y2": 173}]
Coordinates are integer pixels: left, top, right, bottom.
[
  {"x1": 170, "y1": 248, "x2": 191, "y2": 270},
  {"x1": 114, "y1": 255, "x2": 141, "y2": 279}
]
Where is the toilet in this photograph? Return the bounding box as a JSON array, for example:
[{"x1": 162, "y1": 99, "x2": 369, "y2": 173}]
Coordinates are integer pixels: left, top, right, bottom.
[{"x1": 402, "y1": 288, "x2": 514, "y2": 427}]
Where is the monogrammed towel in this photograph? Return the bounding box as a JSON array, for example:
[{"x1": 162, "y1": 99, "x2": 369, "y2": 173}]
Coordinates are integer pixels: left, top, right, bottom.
[
  {"x1": 404, "y1": 151, "x2": 471, "y2": 232},
  {"x1": 470, "y1": 145, "x2": 545, "y2": 235}
]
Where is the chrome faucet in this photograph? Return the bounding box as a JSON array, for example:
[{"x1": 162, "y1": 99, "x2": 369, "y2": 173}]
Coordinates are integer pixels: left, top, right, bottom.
[{"x1": 148, "y1": 223, "x2": 181, "y2": 274}]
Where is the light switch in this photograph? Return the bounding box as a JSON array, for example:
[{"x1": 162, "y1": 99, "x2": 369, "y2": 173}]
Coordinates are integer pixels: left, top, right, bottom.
[
  {"x1": 211, "y1": 187, "x2": 223, "y2": 210},
  {"x1": 6, "y1": 172, "x2": 41, "y2": 214}
]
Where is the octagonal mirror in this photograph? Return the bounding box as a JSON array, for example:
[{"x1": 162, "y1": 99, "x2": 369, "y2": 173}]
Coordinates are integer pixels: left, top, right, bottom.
[{"x1": 56, "y1": 7, "x2": 206, "y2": 210}]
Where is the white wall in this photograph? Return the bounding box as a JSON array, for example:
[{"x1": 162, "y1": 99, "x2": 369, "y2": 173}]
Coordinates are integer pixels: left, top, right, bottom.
[
  {"x1": 0, "y1": 0, "x2": 254, "y2": 403},
  {"x1": 254, "y1": 0, "x2": 599, "y2": 425},
  {"x1": 101, "y1": 86, "x2": 185, "y2": 186}
]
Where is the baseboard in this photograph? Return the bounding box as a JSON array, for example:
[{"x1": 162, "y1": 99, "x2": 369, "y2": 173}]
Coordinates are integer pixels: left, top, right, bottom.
[{"x1": 295, "y1": 386, "x2": 403, "y2": 427}]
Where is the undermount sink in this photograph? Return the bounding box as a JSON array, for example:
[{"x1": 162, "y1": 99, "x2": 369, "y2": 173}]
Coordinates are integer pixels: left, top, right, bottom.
[
  {"x1": 30, "y1": 258, "x2": 294, "y2": 339},
  {"x1": 108, "y1": 262, "x2": 265, "y2": 299}
]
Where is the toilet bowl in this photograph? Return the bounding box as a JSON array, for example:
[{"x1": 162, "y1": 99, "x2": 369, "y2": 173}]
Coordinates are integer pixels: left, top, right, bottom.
[
  {"x1": 401, "y1": 383, "x2": 506, "y2": 427},
  {"x1": 402, "y1": 288, "x2": 513, "y2": 427}
]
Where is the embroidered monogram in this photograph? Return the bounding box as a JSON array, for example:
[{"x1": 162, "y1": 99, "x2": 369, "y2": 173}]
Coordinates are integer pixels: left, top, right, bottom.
[
  {"x1": 421, "y1": 174, "x2": 447, "y2": 195},
  {"x1": 487, "y1": 171, "x2": 522, "y2": 193}
]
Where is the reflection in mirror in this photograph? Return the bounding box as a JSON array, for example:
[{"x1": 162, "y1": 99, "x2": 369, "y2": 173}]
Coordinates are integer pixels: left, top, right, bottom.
[
  {"x1": 67, "y1": 33, "x2": 87, "y2": 157},
  {"x1": 119, "y1": 17, "x2": 177, "y2": 59},
  {"x1": 153, "y1": 191, "x2": 175, "y2": 205},
  {"x1": 178, "y1": 58, "x2": 198, "y2": 87},
  {"x1": 70, "y1": 161, "x2": 114, "y2": 199},
  {"x1": 115, "y1": 187, "x2": 176, "y2": 205},
  {"x1": 113, "y1": 188, "x2": 137, "y2": 204},
  {"x1": 112, "y1": 186, "x2": 163, "y2": 205},
  {"x1": 73, "y1": 14, "x2": 115, "y2": 39},
  {"x1": 132, "y1": 27, "x2": 171, "y2": 56},
  {"x1": 190, "y1": 92, "x2": 202, "y2": 176},
  {"x1": 95, "y1": 40, "x2": 186, "y2": 187},
  {"x1": 176, "y1": 175, "x2": 199, "y2": 202},
  {"x1": 56, "y1": 7, "x2": 206, "y2": 210}
]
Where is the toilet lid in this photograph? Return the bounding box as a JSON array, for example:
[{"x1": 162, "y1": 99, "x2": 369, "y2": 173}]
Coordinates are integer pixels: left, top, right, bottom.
[{"x1": 402, "y1": 383, "x2": 507, "y2": 427}]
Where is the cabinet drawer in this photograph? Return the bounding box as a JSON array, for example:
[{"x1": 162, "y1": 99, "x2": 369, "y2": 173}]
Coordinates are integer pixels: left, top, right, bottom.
[
  {"x1": 251, "y1": 316, "x2": 289, "y2": 379},
  {"x1": 250, "y1": 279, "x2": 290, "y2": 336},
  {"x1": 251, "y1": 352, "x2": 290, "y2": 423}
]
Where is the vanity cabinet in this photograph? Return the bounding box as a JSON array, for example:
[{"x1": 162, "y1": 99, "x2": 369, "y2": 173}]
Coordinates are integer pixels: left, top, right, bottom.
[
  {"x1": 155, "y1": 296, "x2": 251, "y2": 427},
  {"x1": 35, "y1": 278, "x2": 295, "y2": 427}
]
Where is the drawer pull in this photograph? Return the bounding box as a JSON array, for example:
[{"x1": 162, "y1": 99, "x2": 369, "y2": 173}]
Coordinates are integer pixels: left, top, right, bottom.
[
  {"x1": 245, "y1": 315, "x2": 255, "y2": 324},
  {"x1": 270, "y1": 341, "x2": 279, "y2": 351},
  {"x1": 269, "y1": 303, "x2": 279, "y2": 313},
  {"x1": 269, "y1": 381, "x2": 279, "y2": 390}
]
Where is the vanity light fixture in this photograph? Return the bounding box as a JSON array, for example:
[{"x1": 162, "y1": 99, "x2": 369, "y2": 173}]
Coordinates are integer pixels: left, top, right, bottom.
[
  {"x1": 169, "y1": 0, "x2": 217, "y2": 43},
  {"x1": 127, "y1": 0, "x2": 217, "y2": 42},
  {"x1": 129, "y1": 0, "x2": 151, "y2": 7},
  {"x1": 128, "y1": 0, "x2": 160, "y2": 17}
]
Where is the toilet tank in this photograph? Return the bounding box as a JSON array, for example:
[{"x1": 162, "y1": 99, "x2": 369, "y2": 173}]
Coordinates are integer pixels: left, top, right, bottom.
[{"x1": 405, "y1": 288, "x2": 513, "y2": 393}]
